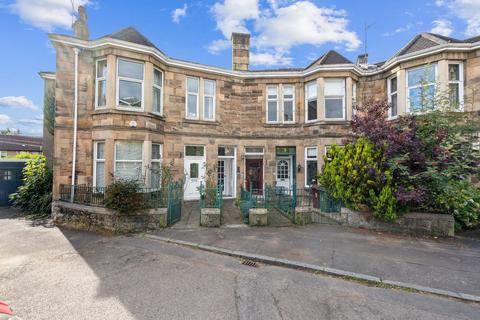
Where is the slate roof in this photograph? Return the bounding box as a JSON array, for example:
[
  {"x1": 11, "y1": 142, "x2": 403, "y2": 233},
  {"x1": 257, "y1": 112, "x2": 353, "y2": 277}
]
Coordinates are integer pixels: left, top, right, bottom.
[
  {"x1": 0, "y1": 135, "x2": 43, "y2": 152},
  {"x1": 98, "y1": 27, "x2": 160, "y2": 51},
  {"x1": 306, "y1": 50, "x2": 353, "y2": 69}
]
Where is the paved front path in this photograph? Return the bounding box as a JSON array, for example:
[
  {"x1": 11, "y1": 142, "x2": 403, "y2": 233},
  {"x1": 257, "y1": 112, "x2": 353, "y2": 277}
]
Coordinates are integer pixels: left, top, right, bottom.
[
  {"x1": 156, "y1": 223, "x2": 480, "y2": 296},
  {"x1": 1, "y1": 207, "x2": 480, "y2": 319}
]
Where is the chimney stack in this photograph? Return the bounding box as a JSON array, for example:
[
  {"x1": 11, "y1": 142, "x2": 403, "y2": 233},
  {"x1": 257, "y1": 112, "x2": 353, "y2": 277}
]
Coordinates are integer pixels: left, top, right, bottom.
[
  {"x1": 356, "y1": 53, "x2": 368, "y2": 66},
  {"x1": 72, "y1": 5, "x2": 89, "y2": 40},
  {"x1": 231, "y1": 33, "x2": 250, "y2": 71}
]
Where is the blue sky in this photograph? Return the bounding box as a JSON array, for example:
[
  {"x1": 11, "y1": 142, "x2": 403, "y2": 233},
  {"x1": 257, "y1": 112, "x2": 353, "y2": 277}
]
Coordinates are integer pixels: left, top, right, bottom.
[{"x1": 0, "y1": 0, "x2": 479, "y2": 136}]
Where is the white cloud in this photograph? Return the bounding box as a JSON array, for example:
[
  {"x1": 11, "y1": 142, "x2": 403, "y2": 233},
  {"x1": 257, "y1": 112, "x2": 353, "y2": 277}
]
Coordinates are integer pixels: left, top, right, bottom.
[
  {"x1": 18, "y1": 115, "x2": 44, "y2": 125},
  {"x1": 209, "y1": 0, "x2": 360, "y2": 66},
  {"x1": 172, "y1": 3, "x2": 187, "y2": 23},
  {"x1": 435, "y1": 0, "x2": 480, "y2": 37},
  {"x1": 0, "y1": 114, "x2": 12, "y2": 125},
  {"x1": 383, "y1": 23, "x2": 414, "y2": 36},
  {"x1": 9, "y1": 0, "x2": 89, "y2": 32},
  {"x1": 207, "y1": 39, "x2": 231, "y2": 54},
  {"x1": 250, "y1": 51, "x2": 292, "y2": 66},
  {"x1": 430, "y1": 19, "x2": 454, "y2": 36},
  {"x1": 212, "y1": 0, "x2": 260, "y2": 38},
  {"x1": 0, "y1": 96, "x2": 38, "y2": 111}
]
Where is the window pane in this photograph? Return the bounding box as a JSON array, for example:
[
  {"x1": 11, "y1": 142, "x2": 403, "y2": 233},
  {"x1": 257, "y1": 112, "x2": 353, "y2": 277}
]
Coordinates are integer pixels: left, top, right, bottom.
[
  {"x1": 448, "y1": 64, "x2": 460, "y2": 81},
  {"x1": 307, "y1": 99, "x2": 317, "y2": 121},
  {"x1": 325, "y1": 79, "x2": 345, "y2": 96},
  {"x1": 153, "y1": 87, "x2": 162, "y2": 113},
  {"x1": 408, "y1": 65, "x2": 435, "y2": 86},
  {"x1": 268, "y1": 101, "x2": 277, "y2": 122},
  {"x1": 218, "y1": 146, "x2": 234, "y2": 156},
  {"x1": 283, "y1": 85, "x2": 294, "y2": 97},
  {"x1": 97, "y1": 80, "x2": 106, "y2": 107},
  {"x1": 449, "y1": 83, "x2": 460, "y2": 105},
  {"x1": 306, "y1": 82, "x2": 317, "y2": 99},
  {"x1": 391, "y1": 94, "x2": 398, "y2": 117},
  {"x1": 390, "y1": 77, "x2": 397, "y2": 93},
  {"x1": 154, "y1": 69, "x2": 162, "y2": 86},
  {"x1": 306, "y1": 147, "x2": 317, "y2": 158},
  {"x1": 118, "y1": 59, "x2": 143, "y2": 80},
  {"x1": 325, "y1": 98, "x2": 344, "y2": 119},
  {"x1": 283, "y1": 100, "x2": 293, "y2": 121},
  {"x1": 204, "y1": 96, "x2": 214, "y2": 119},
  {"x1": 185, "y1": 146, "x2": 204, "y2": 157},
  {"x1": 116, "y1": 141, "x2": 142, "y2": 160},
  {"x1": 306, "y1": 160, "x2": 318, "y2": 186},
  {"x1": 115, "y1": 162, "x2": 142, "y2": 180},
  {"x1": 187, "y1": 93, "x2": 197, "y2": 117},
  {"x1": 96, "y1": 142, "x2": 105, "y2": 159},
  {"x1": 95, "y1": 162, "x2": 105, "y2": 187},
  {"x1": 190, "y1": 163, "x2": 199, "y2": 178},
  {"x1": 245, "y1": 147, "x2": 263, "y2": 154},
  {"x1": 151, "y1": 162, "x2": 161, "y2": 188},
  {"x1": 187, "y1": 77, "x2": 198, "y2": 93},
  {"x1": 97, "y1": 60, "x2": 107, "y2": 78},
  {"x1": 119, "y1": 80, "x2": 142, "y2": 107},
  {"x1": 409, "y1": 85, "x2": 435, "y2": 111},
  {"x1": 204, "y1": 80, "x2": 214, "y2": 96},
  {"x1": 267, "y1": 86, "x2": 277, "y2": 98},
  {"x1": 152, "y1": 144, "x2": 161, "y2": 160}
]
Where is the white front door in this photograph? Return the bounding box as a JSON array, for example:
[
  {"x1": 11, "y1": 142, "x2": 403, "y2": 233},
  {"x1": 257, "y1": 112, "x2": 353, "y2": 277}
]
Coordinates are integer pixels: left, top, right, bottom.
[
  {"x1": 276, "y1": 157, "x2": 291, "y2": 190},
  {"x1": 184, "y1": 158, "x2": 205, "y2": 200}
]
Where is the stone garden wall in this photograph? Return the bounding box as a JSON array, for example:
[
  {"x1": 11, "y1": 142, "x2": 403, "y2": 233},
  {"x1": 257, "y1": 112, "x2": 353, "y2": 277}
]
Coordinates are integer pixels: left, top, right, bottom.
[{"x1": 52, "y1": 201, "x2": 167, "y2": 234}]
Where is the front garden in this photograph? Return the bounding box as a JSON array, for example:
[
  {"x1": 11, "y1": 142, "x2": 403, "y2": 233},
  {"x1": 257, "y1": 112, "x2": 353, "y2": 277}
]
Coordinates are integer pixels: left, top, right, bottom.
[{"x1": 320, "y1": 100, "x2": 480, "y2": 231}]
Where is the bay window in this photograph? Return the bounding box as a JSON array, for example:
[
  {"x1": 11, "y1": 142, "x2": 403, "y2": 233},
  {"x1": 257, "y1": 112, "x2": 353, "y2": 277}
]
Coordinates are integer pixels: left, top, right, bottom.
[
  {"x1": 150, "y1": 143, "x2": 162, "y2": 188},
  {"x1": 114, "y1": 141, "x2": 143, "y2": 181},
  {"x1": 305, "y1": 147, "x2": 318, "y2": 187},
  {"x1": 448, "y1": 63, "x2": 464, "y2": 109},
  {"x1": 186, "y1": 77, "x2": 199, "y2": 119},
  {"x1": 95, "y1": 59, "x2": 107, "y2": 108},
  {"x1": 152, "y1": 68, "x2": 163, "y2": 114},
  {"x1": 305, "y1": 81, "x2": 317, "y2": 122},
  {"x1": 325, "y1": 79, "x2": 346, "y2": 120},
  {"x1": 407, "y1": 64, "x2": 436, "y2": 112},
  {"x1": 283, "y1": 85, "x2": 294, "y2": 123},
  {"x1": 204, "y1": 79, "x2": 215, "y2": 120},
  {"x1": 117, "y1": 58, "x2": 144, "y2": 109},
  {"x1": 93, "y1": 142, "x2": 105, "y2": 187},
  {"x1": 267, "y1": 85, "x2": 278, "y2": 123},
  {"x1": 388, "y1": 76, "x2": 398, "y2": 118}
]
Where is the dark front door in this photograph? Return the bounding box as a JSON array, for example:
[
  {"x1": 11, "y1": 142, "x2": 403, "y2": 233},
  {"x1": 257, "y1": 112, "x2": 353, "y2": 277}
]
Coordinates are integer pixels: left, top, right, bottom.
[{"x1": 245, "y1": 158, "x2": 263, "y2": 194}]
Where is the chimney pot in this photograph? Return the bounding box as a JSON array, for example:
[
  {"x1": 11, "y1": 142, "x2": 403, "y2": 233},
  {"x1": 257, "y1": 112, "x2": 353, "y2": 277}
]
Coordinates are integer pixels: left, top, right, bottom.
[
  {"x1": 231, "y1": 32, "x2": 250, "y2": 71},
  {"x1": 356, "y1": 53, "x2": 368, "y2": 66}
]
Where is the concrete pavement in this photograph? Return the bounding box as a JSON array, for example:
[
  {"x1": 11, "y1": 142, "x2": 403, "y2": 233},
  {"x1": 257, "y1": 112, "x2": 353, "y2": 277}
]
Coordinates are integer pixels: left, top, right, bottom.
[
  {"x1": 1, "y1": 207, "x2": 480, "y2": 319},
  {"x1": 155, "y1": 223, "x2": 480, "y2": 297}
]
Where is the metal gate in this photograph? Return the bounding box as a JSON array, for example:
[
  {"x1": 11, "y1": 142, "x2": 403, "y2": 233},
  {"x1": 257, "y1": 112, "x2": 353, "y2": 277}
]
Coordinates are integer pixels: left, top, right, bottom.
[
  {"x1": 0, "y1": 160, "x2": 27, "y2": 206},
  {"x1": 167, "y1": 181, "x2": 183, "y2": 225}
]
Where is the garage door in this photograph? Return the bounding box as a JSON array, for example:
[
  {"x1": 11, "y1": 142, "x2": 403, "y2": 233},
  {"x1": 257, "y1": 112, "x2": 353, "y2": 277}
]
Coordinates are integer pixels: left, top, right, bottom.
[{"x1": 0, "y1": 161, "x2": 26, "y2": 207}]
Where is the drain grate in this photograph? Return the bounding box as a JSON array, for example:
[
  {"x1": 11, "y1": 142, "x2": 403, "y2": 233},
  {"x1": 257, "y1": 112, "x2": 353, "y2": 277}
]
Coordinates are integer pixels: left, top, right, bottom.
[{"x1": 241, "y1": 259, "x2": 258, "y2": 267}]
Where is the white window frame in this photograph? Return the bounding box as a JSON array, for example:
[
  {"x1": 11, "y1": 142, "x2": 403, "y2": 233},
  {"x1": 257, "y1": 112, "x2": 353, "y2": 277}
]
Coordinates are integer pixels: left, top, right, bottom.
[
  {"x1": 387, "y1": 75, "x2": 398, "y2": 119},
  {"x1": 150, "y1": 143, "x2": 163, "y2": 189},
  {"x1": 324, "y1": 78, "x2": 346, "y2": 121},
  {"x1": 0, "y1": 151, "x2": 7, "y2": 158},
  {"x1": 152, "y1": 67, "x2": 164, "y2": 115},
  {"x1": 282, "y1": 84, "x2": 295, "y2": 123},
  {"x1": 116, "y1": 58, "x2": 145, "y2": 111},
  {"x1": 448, "y1": 62, "x2": 464, "y2": 111},
  {"x1": 266, "y1": 85, "x2": 279, "y2": 123},
  {"x1": 113, "y1": 141, "x2": 144, "y2": 181},
  {"x1": 95, "y1": 59, "x2": 107, "y2": 109},
  {"x1": 93, "y1": 141, "x2": 105, "y2": 188},
  {"x1": 203, "y1": 79, "x2": 216, "y2": 121},
  {"x1": 186, "y1": 76, "x2": 200, "y2": 120},
  {"x1": 406, "y1": 63, "x2": 437, "y2": 113},
  {"x1": 305, "y1": 81, "x2": 318, "y2": 123},
  {"x1": 304, "y1": 146, "x2": 318, "y2": 187}
]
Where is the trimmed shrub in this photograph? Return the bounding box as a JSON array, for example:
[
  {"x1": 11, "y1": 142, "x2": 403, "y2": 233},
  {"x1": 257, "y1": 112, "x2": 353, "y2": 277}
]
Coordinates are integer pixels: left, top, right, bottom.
[{"x1": 104, "y1": 179, "x2": 146, "y2": 214}]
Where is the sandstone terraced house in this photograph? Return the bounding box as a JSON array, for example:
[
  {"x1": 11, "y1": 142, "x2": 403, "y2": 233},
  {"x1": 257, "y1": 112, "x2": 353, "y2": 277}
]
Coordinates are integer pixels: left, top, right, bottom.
[{"x1": 41, "y1": 11, "x2": 480, "y2": 201}]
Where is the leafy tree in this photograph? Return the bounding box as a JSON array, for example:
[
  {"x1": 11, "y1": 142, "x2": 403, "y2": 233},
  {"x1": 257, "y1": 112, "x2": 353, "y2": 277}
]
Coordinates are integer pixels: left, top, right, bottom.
[{"x1": 10, "y1": 154, "x2": 52, "y2": 217}]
